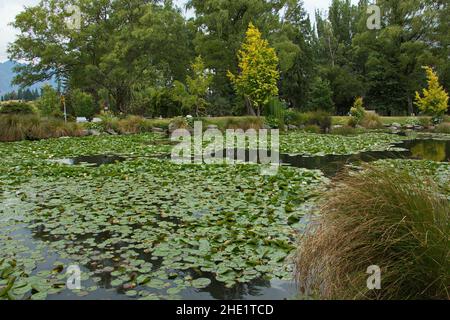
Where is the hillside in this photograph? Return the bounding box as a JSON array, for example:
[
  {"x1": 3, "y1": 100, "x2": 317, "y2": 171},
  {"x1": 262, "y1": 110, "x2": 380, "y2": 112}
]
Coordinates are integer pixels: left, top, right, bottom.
[{"x1": 0, "y1": 60, "x2": 55, "y2": 95}]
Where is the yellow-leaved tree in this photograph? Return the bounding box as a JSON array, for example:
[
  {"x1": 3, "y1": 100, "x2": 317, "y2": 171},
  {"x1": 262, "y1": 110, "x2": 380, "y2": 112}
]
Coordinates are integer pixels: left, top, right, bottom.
[
  {"x1": 228, "y1": 23, "x2": 280, "y2": 117},
  {"x1": 415, "y1": 66, "x2": 449, "y2": 122}
]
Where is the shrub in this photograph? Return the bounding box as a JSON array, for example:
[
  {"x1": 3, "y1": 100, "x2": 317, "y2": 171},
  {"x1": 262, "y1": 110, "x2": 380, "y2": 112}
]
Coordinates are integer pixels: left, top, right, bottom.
[
  {"x1": 36, "y1": 85, "x2": 62, "y2": 118},
  {"x1": 347, "y1": 117, "x2": 358, "y2": 128},
  {"x1": 305, "y1": 111, "x2": 332, "y2": 133},
  {"x1": 415, "y1": 66, "x2": 449, "y2": 122},
  {"x1": 435, "y1": 123, "x2": 450, "y2": 134},
  {"x1": 70, "y1": 89, "x2": 97, "y2": 121},
  {"x1": 303, "y1": 124, "x2": 321, "y2": 134},
  {"x1": 349, "y1": 97, "x2": 366, "y2": 126},
  {"x1": 0, "y1": 102, "x2": 36, "y2": 115},
  {"x1": 307, "y1": 76, "x2": 335, "y2": 113},
  {"x1": 265, "y1": 97, "x2": 286, "y2": 129},
  {"x1": 295, "y1": 166, "x2": 449, "y2": 300},
  {"x1": 419, "y1": 117, "x2": 432, "y2": 128},
  {"x1": 99, "y1": 112, "x2": 120, "y2": 132},
  {"x1": 361, "y1": 112, "x2": 382, "y2": 129}
]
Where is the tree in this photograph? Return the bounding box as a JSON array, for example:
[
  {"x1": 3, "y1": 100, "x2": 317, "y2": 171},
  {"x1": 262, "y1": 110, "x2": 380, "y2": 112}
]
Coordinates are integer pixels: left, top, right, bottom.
[
  {"x1": 307, "y1": 77, "x2": 334, "y2": 112},
  {"x1": 415, "y1": 66, "x2": 449, "y2": 121},
  {"x1": 8, "y1": 0, "x2": 194, "y2": 113},
  {"x1": 277, "y1": 0, "x2": 315, "y2": 109},
  {"x1": 228, "y1": 23, "x2": 280, "y2": 116},
  {"x1": 70, "y1": 89, "x2": 97, "y2": 120},
  {"x1": 186, "y1": 56, "x2": 213, "y2": 116},
  {"x1": 36, "y1": 85, "x2": 61, "y2": 117},
  {"x1": 187, "y1": 0, "x2": 287, "y2": 104}
]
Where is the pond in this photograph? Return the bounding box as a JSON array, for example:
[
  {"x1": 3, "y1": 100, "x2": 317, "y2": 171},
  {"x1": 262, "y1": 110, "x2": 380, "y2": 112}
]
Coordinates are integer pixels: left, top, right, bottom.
[{"x1": 1, "y1": 132, "x2": 449, "y2": 300}]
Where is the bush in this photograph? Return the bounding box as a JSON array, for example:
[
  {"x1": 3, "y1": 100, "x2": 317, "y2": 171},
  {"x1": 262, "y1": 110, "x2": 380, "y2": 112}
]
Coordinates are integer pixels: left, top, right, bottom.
[
  {"x1": 295, "y1": 166, "x2": 449, "y2": 300},
  {"x1": 99, "y1": 111, "x2": 119, "y2": 132},
  {"x1": 435, "y1": 123, "x2": 450, "y2": 134},
  {"x1": 305, "y1": 111, "x2": 332, "y2": 133},
  {"x1": 303, "y1": 124, "x2": 321, "y2": 134},
  {"x1": 36, "y1": 85, "x2": 62, "y2": 118},
  {"x1": 265, "y1": 97, "x2": 286, "y2": 129},
  {"x1": 415, "y1": 66, "x2": 449, "y2": 121},
  {"x1": 419, "y1": 117, "x2": 432, "y2": 128},
  {"x1": 70, "y1": 89, "x2": 97, "y2": 120},
  {"x1": 0, "y1": 102, "x2": 36, "y2": 115},
  {"x1": 349, "y1": 97, "x2": 366, "y2": 126},
  {"x1": 307, "y1": 76, "x2": 334, "y2": 113},
  {"x1": 361, "y1": 112, "x2": 382, "y2": 129}
]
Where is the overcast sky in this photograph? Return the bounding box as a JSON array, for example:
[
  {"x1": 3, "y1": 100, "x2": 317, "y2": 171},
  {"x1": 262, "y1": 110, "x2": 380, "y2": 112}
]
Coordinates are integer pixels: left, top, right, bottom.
[{"x1": 0, "y1": 0, "x2": 346, "y2": 62}]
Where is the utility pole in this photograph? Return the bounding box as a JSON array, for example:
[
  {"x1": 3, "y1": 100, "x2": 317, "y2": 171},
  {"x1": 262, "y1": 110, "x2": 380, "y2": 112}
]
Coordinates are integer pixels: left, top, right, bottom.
[{"x1": 61, "y1": 95, "x2": 67, "y2": 123}]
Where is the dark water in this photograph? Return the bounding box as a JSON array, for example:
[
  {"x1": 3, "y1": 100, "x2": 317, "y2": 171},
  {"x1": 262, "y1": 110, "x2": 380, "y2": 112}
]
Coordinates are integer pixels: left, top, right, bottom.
[
  {"x1": 51, "y1": 155, "x2": 126, "y2": 166},
  {"x1": 281, "y1": 139, "x2": 450, "y2": 176}
]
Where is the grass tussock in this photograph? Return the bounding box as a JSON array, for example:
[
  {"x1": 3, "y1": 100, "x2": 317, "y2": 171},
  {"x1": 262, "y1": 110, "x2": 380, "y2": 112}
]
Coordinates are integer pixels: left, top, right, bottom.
[
  {"x1": 223, "y1": 116, "x2": 265, "y2": 131},
  {"x1": 361, "y1": 112, "x2": 383, "y2": 129},
  {"x1": 295, "y1": 166, "x2": 449, "y2": 300},
  {"x1": 435, "y1": 122, "x2": 450, "y2": 134},
  {"x1": 0, "y1": 115, "x2": 83, "y2": 142}
]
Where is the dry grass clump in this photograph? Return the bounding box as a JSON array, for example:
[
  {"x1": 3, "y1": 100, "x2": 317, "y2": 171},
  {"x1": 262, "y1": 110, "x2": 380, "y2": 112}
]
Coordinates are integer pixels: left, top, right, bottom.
[
  {"x1": 223, "y1": 117, "x2": 265, "y2": 130},
  {"x1": 435, "y1": 122, "x2": 450, "y2": 134},
  {"x1": 361, "y1": 112, "x2": 382, "y2": 129},
  {"x1": 0, "y1": 115, "x2": 83, "y2": 142},
  {"x1": 295, "y1": 166, "x2": 449, "y2": 300}
]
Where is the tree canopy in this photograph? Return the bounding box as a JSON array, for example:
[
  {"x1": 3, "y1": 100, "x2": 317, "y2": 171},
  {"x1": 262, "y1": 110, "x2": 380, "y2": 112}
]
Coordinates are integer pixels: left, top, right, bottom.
[{"x1": 7, "y1": 0, "x2": 450, "y2": 117}]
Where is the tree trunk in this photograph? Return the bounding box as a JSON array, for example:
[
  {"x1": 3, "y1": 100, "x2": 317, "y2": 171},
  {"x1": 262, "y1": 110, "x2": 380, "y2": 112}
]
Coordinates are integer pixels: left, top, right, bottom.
[
  {"x1": 245, "y1": 96, "x2": 256, "y2": 116},
  {"x1": 407, "y1": 96, "x2": 414, "y2": 116}
]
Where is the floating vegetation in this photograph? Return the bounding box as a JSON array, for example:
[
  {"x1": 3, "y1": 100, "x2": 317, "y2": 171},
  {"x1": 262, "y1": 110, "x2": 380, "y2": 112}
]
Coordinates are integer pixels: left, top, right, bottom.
[
  {"x1": 0, "y1": 134, "x2": 328, "y2": 299},
  {"x1": 281, "y1": 132, "x2": 409, "y2": 156}
]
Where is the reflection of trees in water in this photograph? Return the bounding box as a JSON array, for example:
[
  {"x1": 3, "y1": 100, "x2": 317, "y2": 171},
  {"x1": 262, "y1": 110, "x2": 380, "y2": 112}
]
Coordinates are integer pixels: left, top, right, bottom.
[
  {"x1": 410, "y1": 141, "x2": 449, "y2": 162},
  {"x1": 200, "y1": 275, "x2": 271, "y2": 300}
]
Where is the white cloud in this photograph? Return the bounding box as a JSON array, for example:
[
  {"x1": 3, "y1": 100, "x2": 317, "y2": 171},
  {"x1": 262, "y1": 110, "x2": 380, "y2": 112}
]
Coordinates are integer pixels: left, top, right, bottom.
[{"x1": 0, "y1": 0, "x2": 357, "y2": 62}]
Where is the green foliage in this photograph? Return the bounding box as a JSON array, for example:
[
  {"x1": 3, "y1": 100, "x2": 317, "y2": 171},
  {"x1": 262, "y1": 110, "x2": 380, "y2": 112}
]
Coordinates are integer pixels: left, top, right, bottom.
[
  {"x1": 307, "y1": 77, "x2": 334, "y2": 112},
  {"x1": 228, "y1": 23, "x2": 280, "y2": 116},
  {"x1": 349, "y1": 97, "x2": 366, "y2": 126},
  {"x1": 185, "y1": 56, "x2": 213, "y2": 116},
  {"x1": 303, "y1": 125, "x2": 321, "y2": 134},
  {"x1": 0, "y1": 101, "x2": 36, "y2": 115},
  {"x1": 415, "y1": 66, "x2": 449, "y2": 121},
  {"x1": 36, "y1": 85, "x2": 61, "y2": 117},
  {"x1": 9, "y1": 1, "x2": 193, "y2": 113},
  {"x1": 303, "y1": 111, "x2": 332, "y2": 133},
  {"x1": 70, "y1": 89, "x2": 96, "y2": 120},
  {"x1": 265, "y1": 97, "x2": 286, "y2": 129}
]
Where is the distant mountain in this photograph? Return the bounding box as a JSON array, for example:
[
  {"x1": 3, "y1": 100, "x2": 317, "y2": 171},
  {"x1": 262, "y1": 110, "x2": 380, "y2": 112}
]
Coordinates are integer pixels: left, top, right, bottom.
[{"x1": 0, "y1": 60, "x2": 56, "y2": 96}]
